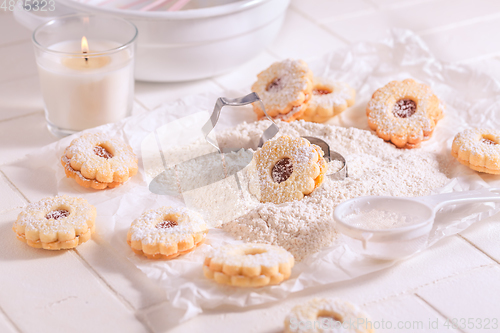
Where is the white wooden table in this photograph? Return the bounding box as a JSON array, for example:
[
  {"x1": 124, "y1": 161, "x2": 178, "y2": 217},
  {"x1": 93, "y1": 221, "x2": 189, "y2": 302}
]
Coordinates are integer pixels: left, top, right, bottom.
[{"x1": 1, "y1": 1, "x2": 500, "y2": 332}]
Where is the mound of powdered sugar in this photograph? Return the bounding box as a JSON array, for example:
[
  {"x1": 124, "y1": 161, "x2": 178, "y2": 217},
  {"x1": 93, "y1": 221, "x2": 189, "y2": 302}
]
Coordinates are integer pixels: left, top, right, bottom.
[{"x1": 217, "y1": 120, "x2": 451, "y2": 261}]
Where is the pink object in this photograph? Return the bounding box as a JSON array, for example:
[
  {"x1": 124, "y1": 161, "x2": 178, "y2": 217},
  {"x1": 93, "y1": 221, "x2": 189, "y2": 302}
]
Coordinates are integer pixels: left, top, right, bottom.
[
  {"x1": 120, "y1": 0, "x2": 151, "y2": 9},
  {"x1": 95, "y1": 0, "x2": 122, "y2": 6},
  {"x1": 139, "y1": 0, "x2": 174, "y2": 11},
  {"x1": 168, "y1": 0, "x2": 191, "y2": 11}
]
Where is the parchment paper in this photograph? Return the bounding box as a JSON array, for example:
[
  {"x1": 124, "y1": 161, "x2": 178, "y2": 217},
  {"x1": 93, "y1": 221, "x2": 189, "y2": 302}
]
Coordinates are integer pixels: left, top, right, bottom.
[{"x1": 4, "y1": 30, "x2": 500, "y2": 327}]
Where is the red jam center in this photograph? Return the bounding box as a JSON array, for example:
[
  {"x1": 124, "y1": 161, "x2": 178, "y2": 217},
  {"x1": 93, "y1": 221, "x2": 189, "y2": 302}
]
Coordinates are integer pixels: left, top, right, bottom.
[
  {"x1": 266, "y1": 78, "x2": 283, "y2": 92},
  {"x1": 156, "y1": 220, "x2": 178, "y2": 229},
  {"x1": 393, "y1": 99, "x2": 417, "y2": 118},
  {"x1": 313, "y1": 89, "x2": 332, "y2": 95},
  {"x1": 46, "y1": 210, "x2": 69, "y2": 220},
  {"x1": 481, "y1": 138, "x2": 498, "y2": 145},
  {"x1": 94, "y1": 146, "x2": 113, "y2": 159},
  {"x1": 272, "y1": 158, "x2": 293, "y2": 183}
]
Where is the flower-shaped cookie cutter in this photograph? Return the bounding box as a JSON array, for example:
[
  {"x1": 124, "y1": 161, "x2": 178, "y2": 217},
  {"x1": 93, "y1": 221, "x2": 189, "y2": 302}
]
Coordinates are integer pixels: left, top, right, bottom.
[
  {"x1": 203, "y1": 92, "x2": 348, "y2": 179},
  {"x1": 149, "y1": 93, "x2": 347, "y2": 196},
  {"x1": 203, "y1": 92, "x2": 279, "y2": 152}
]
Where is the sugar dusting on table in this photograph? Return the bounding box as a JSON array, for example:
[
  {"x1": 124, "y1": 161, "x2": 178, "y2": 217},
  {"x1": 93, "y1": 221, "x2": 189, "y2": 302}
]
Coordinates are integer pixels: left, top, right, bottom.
[
  {"x1": 218, "y1": 120, "x2": 451, "y2": 261},
  {"x1": 149, "y1": 120, "x2": 451, "y2": 261}
]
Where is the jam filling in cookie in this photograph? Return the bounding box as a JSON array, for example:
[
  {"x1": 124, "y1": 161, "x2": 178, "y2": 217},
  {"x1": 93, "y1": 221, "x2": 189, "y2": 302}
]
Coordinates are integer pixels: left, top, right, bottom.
[
  {"x1": 482, "y1": 139, "x2": 497, "y2": 145},
  {"x1": 393, "y1": 99, "x2": 417, "y2": 118},
  {"x1": 266, "y1": 78, "x2": 283, "y2": 92},
  {"x1": 272, "y1": 158, "x2": 293, "y2": 183},
  {"x1": 312, "y1": 87, "x2": 333, "y2": 95},
  {"x1": 156, "y1": 220, "x2": 178, "y2": 229},
  {"x1": 93, "y1": 145, "x2": 113, "y2": 159},
  {"x1": 481, "y1": 135, "x2": 498, "y2": 145},
  {"x1": 46, "y1": 209, "x2": 70, "y2": 220}
]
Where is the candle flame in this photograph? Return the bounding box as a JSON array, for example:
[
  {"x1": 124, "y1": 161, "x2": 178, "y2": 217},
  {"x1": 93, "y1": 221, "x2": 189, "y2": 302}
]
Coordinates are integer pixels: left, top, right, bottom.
[{"x1": 81, "y1": 36, "x2": 89, "y2": 54}]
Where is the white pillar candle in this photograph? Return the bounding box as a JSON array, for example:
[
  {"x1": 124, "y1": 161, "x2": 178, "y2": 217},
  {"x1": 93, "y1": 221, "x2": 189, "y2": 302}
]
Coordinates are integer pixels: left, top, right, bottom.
[{"x1": 36, "y1": 38, "x2": 134, "y2": 132}]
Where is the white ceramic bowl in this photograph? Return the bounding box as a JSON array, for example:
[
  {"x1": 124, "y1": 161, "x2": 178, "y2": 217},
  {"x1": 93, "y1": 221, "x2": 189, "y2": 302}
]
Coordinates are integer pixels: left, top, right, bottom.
[{"x1": 17, "y1": 0, "x2": 289, "y2": 82}]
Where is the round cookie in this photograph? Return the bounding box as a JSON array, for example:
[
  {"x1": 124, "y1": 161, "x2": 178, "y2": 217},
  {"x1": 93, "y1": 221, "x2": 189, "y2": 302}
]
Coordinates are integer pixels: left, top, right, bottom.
[
  {"x1": 62, "y1": 132, "x2": 138, "y2": 189},
  {"x1": 299, "y1": 78, "x2": 356, "y2": 123},
  {"x1": 127, "y1": 206, "x2": 208, "y2": 259},
  {"x1": 248, "y1": 135, "x2": 327, "y2": 204},
  {"x1": 366, "y1": 79, "x2": 444, "y2": 149},
  {"x1": 13, "y1": 195, "x2": 96, "y2": 250},
  {"x1": 203, "y1": 243, "x2": 294, "y2": 287},
  {"x1": 251, "y1": 59, "x2": 313, "y2": 122},
  {"x1": 284, "y1": 298, "x2": 374, "y2": 333},
  {"x1": 451, "y1": 128, "x2": 500, "y2": 174}
]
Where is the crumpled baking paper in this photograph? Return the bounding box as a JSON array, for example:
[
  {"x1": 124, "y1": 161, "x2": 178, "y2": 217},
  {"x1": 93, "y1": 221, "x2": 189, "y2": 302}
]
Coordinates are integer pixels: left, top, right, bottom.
[{"x1": 4, "y1": 29, "x2": 500, "y2": 330}]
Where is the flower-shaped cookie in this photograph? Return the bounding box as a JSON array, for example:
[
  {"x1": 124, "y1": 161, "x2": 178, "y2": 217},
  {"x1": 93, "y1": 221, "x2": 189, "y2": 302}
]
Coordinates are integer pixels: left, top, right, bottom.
[
  {"x1": 248, "y1": 135, "x2": 327, "y2": 204},
  {"x1": 451, "y1": 128, "x2": 500, "y2": 174},
  {"x1": 203, "y1": 243, "x2": 294, "y2": 287},
  {"x1": 62, "y1": 132, "x2": 138, "y2": 189},
  {"x1": 299, "y1": 77, "x2": 356, "y2": 123},
  {"x1": 284, "y1": 298, "x2": 374, "y2": 333},
  {"x1": 251, "y1": 59, "x2": 313, "y2": 122},
  {"x1": 366, "y1": 79, "x2": 444, "y2": 149},
  {"x1": 127, "y1": 206, "x2": 208, "y2": 259},
  {"x1": 13, "y1": 195, "x2": 96, "y2": 250}
]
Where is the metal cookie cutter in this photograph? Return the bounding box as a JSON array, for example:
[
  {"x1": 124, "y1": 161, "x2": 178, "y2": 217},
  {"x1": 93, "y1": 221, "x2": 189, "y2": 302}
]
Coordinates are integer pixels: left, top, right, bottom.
[
  {"x1": 302, "y1": 136, "x2": 348, "y2": 181},
  {"x1": 149, "y1": 92, "x2": 278, "y2": 196},
  {"x1": 149, "y1": 93, "x2": 347, "y2": 196},
  {"x1": 204, "y1": 92, "x2": 348, "y2": 181},
  {"x1": 203, "y1": 92, "x2": 279, "y2": 151}
]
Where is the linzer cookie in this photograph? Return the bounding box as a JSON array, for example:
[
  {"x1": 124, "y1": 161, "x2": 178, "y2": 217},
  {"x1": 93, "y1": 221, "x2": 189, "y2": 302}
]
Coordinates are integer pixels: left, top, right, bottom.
[
  {"x1": 451, "y1": 128, "x2": 500, "y2": 174},
  {"x1": 251, "y1": 59, "x2": 313, "y2": 122},
  {"x1": 127, "y1": 206, "x2": 208, "y2": 259},
  {"x1": 366, "y1": 79, "x2": 444, "y2": 149},
  {"x1": 284, "y1": 298, "x2": 374, "y2": 333},
  {"x1": 13, "y1": 195, "x2": 96, "y2": 250},
  {"x1": 248, "y1": 135, "x2": 327, "y2": 204},
  {"x1": 299, "y1": 77, "x2": 356, "y2": 123},
  {"x1": 61, "y1": 132, "x2": 138, "y2": 189},
  {"x1": 203, "y1": 243, "x2": 294, "y2": 287}
]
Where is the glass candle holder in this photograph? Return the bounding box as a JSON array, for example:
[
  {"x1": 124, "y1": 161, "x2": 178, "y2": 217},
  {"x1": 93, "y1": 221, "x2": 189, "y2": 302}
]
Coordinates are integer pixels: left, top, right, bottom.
[{"x1": 33, "y1": 14, "x2": 137, "y2": 137}]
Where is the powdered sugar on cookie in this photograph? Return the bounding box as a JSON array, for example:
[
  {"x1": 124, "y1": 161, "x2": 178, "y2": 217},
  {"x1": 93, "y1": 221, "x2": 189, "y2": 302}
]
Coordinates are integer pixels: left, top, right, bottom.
[
  {"x1": 129, "y1": 206, "x2": 207, "y2": 245},
  {"x1": 451, "y1": 128, "x2": 500, "y2": 174},
  {"x1": 300, "y1": 78, "x2": 356, "y2": 123},
  {"x1": 206, "y1": 243, "x2": 293, "y2": 268},
  {"x1": 15, "y1": 195, "x2": 95, "y2": 231},
  {"x1": 14, "y1": 195, "x2": 96, "y2": 250},
  {"x1": 65, "y1": 132, "x2": 138, "y2": 183},
  {"x1": 249, "y1": 136, "x2": 326, "y2": 204},
  {"x1": 367, "y1": 79, "x2": 443, "y2": 149},
  {"x1": 251, "y1": 59, "x2": 313, "y2": 121}
]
